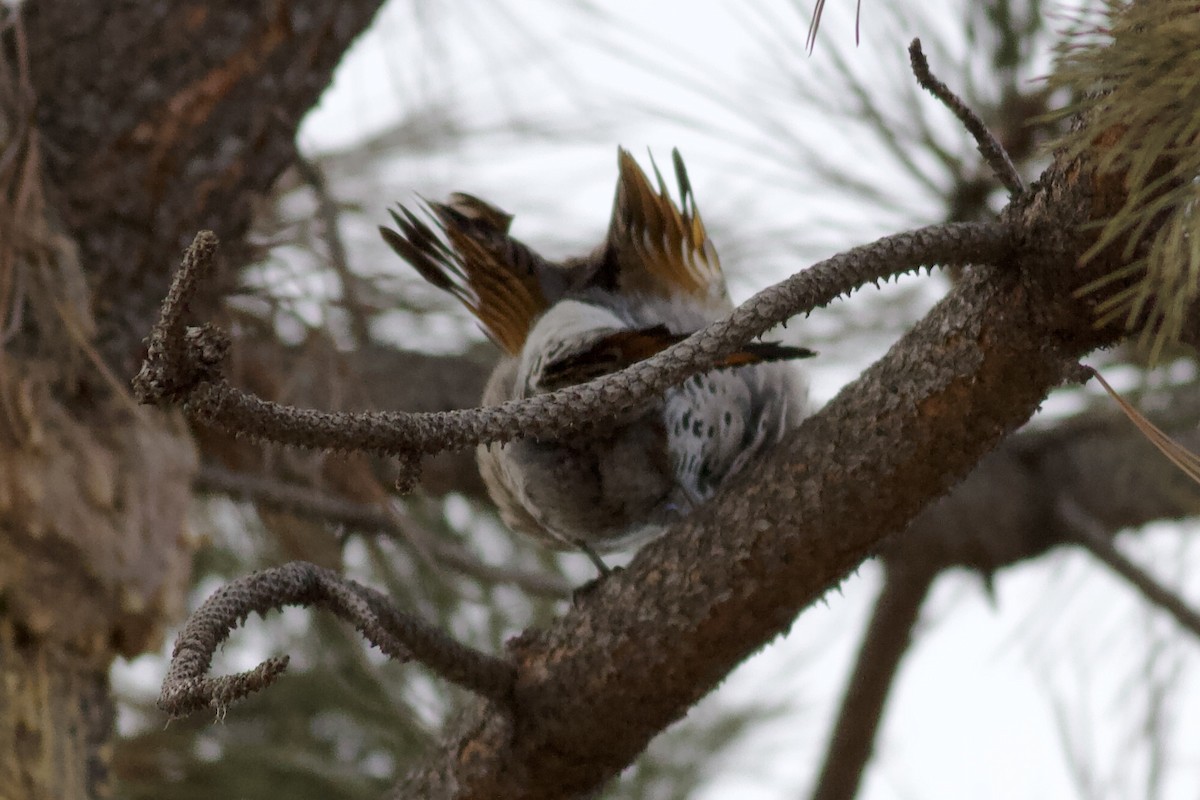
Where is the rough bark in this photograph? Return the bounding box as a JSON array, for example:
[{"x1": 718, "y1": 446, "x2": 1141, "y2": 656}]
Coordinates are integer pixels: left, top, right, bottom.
[
  {"x1": 0, "y1": 2, "x2": 384, "y2": 797},
  {"x1": 22, "y1": 0, "x2": 385, "y2": 377},
  {"x1": 388, "y1": 144, "x2": 1136, "y2": 796},
  {"x1": 4, "y1": 2, "x2": 1194, "y2": 798}
]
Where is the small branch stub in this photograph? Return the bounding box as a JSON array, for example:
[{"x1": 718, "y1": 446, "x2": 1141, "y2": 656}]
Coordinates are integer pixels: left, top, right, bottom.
[{"x1": 132, "y1": 231, "x2": 230, "y2": 404}]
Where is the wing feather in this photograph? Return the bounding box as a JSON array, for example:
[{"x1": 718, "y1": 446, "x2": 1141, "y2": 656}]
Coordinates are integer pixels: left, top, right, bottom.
[
  {"x1": 600, "y1": 148, "x2": 729, "y2": 304},
  {"x1": 380, "y1": 195, "x2": 560, "y2": 355}
]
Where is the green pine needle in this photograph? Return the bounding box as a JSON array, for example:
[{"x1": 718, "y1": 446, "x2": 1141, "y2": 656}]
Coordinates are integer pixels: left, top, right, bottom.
[{"x1": 1047, "y1": 1, "x2": 1200, "y2": 364}]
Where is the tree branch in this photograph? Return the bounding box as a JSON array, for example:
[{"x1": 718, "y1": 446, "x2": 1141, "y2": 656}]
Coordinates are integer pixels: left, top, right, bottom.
[
  {"x1": 136, "y1": 112, "x2": 1152, "y2": 792},
  {"x1": 909, "y1": 38, "x2": 1024, "y2": 196},
  {"x1": 388, "y1": 157, "x2": 1128, "y2": 794},
  {"x1": 810, "y1": 560, "x2": 937, "y2": 800},
  {"x1": 1059, "y1": 496, "x2": 1200, "y2": 640},
  {"x1": 159, "y1": 561, "x2": 516, "y2": 718},
  {"x1": 135, "y1": 221, "x2": 1015, "y2": 461}
]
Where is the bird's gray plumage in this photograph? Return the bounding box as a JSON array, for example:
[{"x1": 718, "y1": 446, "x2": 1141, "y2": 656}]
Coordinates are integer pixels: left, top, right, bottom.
[{"x1": 382, "y1": 148, "x2": 811, "y2": 555}]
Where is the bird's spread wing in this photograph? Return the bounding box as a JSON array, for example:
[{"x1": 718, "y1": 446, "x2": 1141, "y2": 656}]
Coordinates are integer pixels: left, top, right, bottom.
[
  {"x1": 538, "y1": 324, "x2": 815, "y2": 391},
  {"x1": 596, "y1": 148, "x2": 729, "y2": 306},
  {"x1": 380, "y1": 193, "x2": 573, "y2": 355}
]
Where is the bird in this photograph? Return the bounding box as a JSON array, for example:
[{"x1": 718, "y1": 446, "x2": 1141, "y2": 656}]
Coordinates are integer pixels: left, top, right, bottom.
[{"x1": 380, "y1": 148, "x2": 812, "y2": 569}]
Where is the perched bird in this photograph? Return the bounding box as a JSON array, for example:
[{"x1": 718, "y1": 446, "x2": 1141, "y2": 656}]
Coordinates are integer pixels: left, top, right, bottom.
[{"x1": 380, "y1": 148, "x2": 812, "y2": 566}]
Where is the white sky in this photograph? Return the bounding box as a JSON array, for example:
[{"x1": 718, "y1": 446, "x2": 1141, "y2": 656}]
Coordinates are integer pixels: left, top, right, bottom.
[{"x1": 118, "y1": 2, "x2": 1200, "y2": 798}]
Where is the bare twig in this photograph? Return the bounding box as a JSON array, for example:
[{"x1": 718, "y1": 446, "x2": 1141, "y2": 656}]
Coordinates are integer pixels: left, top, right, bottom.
[
  {"x1": 908, "y1": 38, "x2": 1024, "y2": 197},
  {"x1": 195, "y1": 464, "x2": 572, "y2": 598},
  {"x1": 134, "y1": 221, "x2": 1013, "y2": 463},
  {"x1": 1058, "y1": 496, "x2": 1200, "y2": 640},
  {"x1": 158, "y1": 561, "x2": 516, "y2": 718}
]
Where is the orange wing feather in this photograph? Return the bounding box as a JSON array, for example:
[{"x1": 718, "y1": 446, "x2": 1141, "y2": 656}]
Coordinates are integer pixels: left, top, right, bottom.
[
  {"x1": 380, "y1": 194, "x2": 559, "y2": 355},
  {"x1": 603, "y1": 148, "x2": 728, "y2": 304}
]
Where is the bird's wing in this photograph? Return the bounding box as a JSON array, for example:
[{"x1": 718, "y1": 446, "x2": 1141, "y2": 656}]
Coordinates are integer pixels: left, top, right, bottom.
[
  {"x1": 380, "y1": 193, "x2": 573, "y2": 355},
  {"x1": 538, "y1": 324, "x2": 815, "y2": 392}
]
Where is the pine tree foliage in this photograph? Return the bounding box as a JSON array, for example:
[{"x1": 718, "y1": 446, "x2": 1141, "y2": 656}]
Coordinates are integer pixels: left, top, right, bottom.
[{"x1": 1050, "y1": 0, "x2": 1200, "y2": 362}]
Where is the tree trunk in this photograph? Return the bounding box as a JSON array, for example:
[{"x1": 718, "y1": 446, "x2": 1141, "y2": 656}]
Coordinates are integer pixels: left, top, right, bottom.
[{"x1": 0, "y1": 2, "x2": 384, "y2": 796}]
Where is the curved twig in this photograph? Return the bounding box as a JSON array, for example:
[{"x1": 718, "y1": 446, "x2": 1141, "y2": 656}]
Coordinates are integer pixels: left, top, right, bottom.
[
  {"x1": 135, "y1": 221, "x2": 1014, "y2": 462},
  {"x1": 131, "y1": 231, "x2": 229, "y2": 403},
  {"x1": 158, "y1": 561, "x2": 516, "y2": 718},
  {"x1": 909, "y1": 38, "x2": 1024, "y2": 197}
]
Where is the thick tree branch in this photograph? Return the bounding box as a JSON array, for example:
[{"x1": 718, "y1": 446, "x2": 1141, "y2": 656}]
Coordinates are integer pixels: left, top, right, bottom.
[
  {"x1": 388, "y1": 153, "x2": 1130, "y2": 795},
  {"x1": 132, "y1": 111, "x2": 1156, "y2": 793}
]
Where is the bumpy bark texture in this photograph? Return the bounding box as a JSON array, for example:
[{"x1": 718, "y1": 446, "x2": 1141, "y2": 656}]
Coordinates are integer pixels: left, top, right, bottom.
[
  {"x1": 390, "y1": 148, "x2": 1136, "y2": 798},
  {"x1": 22, "y1": 1, "x2": 385, "y2": 377},
  {"x1": 0, "y1": 3, "x2": 384, "y2": 798},
  {"x1": 3, "y1": 2, "x2": 1193, "y2": 799}
]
